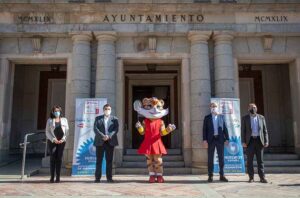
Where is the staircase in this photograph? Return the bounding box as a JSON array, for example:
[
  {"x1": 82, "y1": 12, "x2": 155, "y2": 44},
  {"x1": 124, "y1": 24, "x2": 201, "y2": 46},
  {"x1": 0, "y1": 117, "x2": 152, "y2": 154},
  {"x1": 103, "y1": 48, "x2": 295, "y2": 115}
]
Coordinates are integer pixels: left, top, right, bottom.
[
  {"x1": 115, "y1": 149, "x2": 192, "y2": 175},
  {"x1": 247, "y1": 153, "x2": 300, "y2": 173},
  {"x1": 116, "y1": 152, "x2": 300, "y2": 175}
]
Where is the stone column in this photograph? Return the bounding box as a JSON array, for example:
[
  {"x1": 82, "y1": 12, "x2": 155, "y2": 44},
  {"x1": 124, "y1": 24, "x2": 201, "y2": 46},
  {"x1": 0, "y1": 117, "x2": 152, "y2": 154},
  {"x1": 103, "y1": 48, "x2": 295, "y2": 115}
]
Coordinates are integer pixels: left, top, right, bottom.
[
  {"x1": 181, "y1": 58, "x2": 192, "y2": 167},
  {"x1": 94, "y1": 31, "x2": 117, "y2": 114},
  {"x1": 115, "y1": 58, "x2": 124, "y2": 167},
  {"x1": 94, "y1": 31, "x2": 118, "y2": 170},
  {"x1": 0, "y1": 58, "x2": 13, "y2": 156},
  {"x1": 213, "y1": 31, "x2": 236, "y2": 98},
  {"x1": 290, "y1": 58, "x2": 300, "y2": 156},
  {"x1": 64, "y1": 32, "x2": 92, "y2": 166},
  {"x1": 188, "y1": 31, "x2": 212, "y2": 173}
]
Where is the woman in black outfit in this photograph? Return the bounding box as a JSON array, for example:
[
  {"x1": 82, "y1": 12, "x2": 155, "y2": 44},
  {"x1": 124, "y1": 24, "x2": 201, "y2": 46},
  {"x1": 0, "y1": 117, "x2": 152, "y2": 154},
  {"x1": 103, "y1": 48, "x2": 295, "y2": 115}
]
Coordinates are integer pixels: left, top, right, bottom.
[{"x1": 45, "y1": 106, "x2": 69, "y2": 183}]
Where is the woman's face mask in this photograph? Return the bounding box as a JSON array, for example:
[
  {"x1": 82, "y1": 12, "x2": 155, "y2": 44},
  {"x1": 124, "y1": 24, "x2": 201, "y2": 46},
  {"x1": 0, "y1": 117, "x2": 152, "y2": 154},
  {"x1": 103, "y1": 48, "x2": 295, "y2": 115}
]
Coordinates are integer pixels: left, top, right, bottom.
[{"x1": 54, "y1": 111, "x2": 60, "y2": 118}]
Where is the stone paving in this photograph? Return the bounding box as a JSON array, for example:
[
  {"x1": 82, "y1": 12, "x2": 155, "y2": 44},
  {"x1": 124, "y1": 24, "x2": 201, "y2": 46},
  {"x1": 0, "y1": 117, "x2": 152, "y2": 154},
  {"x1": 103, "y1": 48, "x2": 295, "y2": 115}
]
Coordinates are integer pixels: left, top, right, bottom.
[{"x1": 0, "y1": 174, "x2": 299, "y2": 197}]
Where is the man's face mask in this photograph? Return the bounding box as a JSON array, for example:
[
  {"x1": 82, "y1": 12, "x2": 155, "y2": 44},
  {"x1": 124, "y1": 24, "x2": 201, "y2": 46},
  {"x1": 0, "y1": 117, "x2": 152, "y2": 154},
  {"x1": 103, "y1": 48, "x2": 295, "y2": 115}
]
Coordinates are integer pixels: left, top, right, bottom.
[
  {"x1": 211, "y1": 107, "x2": 218, "y2": 114},
  {"x1": 104, "y1": 108, "x2": 111, "y2": 116},
  {"x1": 249, "y1": 107, "x2": 257, "y2": 114}
]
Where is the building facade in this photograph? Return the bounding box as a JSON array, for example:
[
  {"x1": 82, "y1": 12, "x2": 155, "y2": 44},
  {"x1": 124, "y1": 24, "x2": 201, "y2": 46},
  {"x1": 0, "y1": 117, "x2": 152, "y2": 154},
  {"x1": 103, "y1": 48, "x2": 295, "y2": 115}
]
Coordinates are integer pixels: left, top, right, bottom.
[{"x1": 0, "y1": 0, "x2": 300, "y2": 174}]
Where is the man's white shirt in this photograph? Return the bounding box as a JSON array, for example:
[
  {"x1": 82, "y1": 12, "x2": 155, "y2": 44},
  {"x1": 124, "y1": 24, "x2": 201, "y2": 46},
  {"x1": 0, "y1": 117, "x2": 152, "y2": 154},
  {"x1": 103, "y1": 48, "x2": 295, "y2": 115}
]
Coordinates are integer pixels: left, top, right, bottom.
[{"x1": 104, "y1": 116, "x2": 110, "y2": 135}]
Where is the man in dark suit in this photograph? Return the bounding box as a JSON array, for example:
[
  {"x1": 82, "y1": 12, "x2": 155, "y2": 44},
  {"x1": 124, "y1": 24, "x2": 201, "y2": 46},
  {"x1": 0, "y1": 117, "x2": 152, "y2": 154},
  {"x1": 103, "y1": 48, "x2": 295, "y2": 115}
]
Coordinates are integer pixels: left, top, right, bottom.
[
  {"x1": 203, "y1": 102, "x2": 229, "y2": 182},
  {"x1": 94, "y1": 104, "x2": 119, "y2": 183},
  {"x1": 242, "y1": 103, "x2": 269, "y2": 183}
]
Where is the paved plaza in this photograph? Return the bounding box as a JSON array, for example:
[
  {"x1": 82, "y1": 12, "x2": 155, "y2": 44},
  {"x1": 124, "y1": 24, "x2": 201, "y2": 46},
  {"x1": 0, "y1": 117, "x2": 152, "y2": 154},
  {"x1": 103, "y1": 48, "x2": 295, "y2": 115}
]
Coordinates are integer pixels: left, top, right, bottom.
[{"x1": 0, "y1": 174, "x2": 299, "y2": 197}]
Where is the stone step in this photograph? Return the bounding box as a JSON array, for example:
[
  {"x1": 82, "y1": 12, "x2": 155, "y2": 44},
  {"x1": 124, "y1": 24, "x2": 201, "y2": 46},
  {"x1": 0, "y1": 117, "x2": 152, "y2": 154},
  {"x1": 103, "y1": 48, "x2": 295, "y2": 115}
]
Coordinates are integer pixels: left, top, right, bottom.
[
  {"x1": 122, "y1": 161, "x2": 185, "y2": 168},
  {"x1": 125, "y1": 149, "x2": 181, "y2": 155},
  {"x1": 123, "y1": 155, "x2": 184, "y2": 162},
  {"x1": 261, "y1": 166, "x2": 300, "y2": 173},
  {"x1": 36, "y1": 167, "x2": 71, "y2": 176},
  {"x1": 0, "y1": 158, "x2": 42, "y2": 178},
  {"x1": 115, "y1": 167, "x2": 192, "y2": 175},
  {"x1": 251, "y1": 160, "x2": 300, "y2": 167},
  {"x1": 245, "y1": 154, "x2": 299, "y2": 161}
]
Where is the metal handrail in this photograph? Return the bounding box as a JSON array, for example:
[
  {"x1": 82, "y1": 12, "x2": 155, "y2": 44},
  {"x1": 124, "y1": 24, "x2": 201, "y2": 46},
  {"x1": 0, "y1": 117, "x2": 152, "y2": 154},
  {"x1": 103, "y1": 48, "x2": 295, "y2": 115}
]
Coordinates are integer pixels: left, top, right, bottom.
[
  {"x1": 19, "y1": 132, "x2": 45, "y2": 180},
  {"x1": 44, "y1": 138, "x2": 48, "y2": 158}
]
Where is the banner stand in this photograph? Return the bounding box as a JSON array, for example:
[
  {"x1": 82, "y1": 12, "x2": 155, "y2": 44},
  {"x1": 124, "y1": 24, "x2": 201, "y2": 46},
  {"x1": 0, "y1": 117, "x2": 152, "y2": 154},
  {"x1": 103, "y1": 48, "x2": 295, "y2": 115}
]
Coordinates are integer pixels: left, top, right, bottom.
[
  {"x1": 71, "y1": 98, "x2": 107, "y2": 176},
  {"x1": 211, "y1": 98, "x2": 245, "y2": 175}
]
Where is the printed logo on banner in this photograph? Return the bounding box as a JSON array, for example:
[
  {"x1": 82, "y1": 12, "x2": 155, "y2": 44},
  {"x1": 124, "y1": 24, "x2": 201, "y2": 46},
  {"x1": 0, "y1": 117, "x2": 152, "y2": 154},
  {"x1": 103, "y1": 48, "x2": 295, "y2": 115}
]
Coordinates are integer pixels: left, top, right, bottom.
[
  {"x1": 85, "y1": 100, "x2": 100, "y2": 114},
  {"x1": 220, "y1": 101, "x2": 234, "y2": 114},
  {"x1": 77, "y1": 123, "x2": 84, "y2": 128}
]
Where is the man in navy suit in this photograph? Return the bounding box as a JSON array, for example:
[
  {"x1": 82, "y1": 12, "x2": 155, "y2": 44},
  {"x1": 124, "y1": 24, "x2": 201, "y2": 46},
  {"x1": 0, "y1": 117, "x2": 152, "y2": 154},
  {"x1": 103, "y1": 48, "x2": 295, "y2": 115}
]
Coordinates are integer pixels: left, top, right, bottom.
[
  {"x1": 94, "y1": 104, "x2": 119, "y2": 183},
  {"x1": 203, "y1": 102, "x2": 229, "y2": 182}
]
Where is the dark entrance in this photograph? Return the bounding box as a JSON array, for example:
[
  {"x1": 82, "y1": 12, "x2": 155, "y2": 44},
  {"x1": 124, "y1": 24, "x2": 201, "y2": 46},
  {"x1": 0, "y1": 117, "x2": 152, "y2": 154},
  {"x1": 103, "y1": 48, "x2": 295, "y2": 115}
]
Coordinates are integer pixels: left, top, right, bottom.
[
  {"x1": 239, "y1": 64, "x2": 294, "y2": 153},
  {"x1": 131, "y1": 86, "x2": 171, "y2": 149}
]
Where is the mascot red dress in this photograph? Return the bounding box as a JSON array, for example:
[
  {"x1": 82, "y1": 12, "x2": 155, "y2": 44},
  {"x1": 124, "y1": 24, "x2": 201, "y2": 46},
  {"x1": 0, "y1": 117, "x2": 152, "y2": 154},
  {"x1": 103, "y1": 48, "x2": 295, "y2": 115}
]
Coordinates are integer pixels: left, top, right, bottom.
[{"x1": 134, "y1": 97, "x2": 176, "y2": 183}]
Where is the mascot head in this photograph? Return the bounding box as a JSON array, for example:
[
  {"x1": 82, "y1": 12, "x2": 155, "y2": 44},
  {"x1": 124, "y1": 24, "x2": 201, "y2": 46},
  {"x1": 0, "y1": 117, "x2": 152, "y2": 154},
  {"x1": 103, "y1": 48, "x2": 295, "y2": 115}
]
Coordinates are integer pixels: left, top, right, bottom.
[{"x1": 133, "y1": 97, "x2": 168, "y2": 119}]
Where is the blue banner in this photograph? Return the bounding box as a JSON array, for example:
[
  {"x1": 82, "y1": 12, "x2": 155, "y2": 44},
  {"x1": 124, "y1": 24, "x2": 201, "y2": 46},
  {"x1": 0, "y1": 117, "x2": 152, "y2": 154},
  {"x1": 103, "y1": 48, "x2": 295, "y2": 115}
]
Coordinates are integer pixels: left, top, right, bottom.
[{"x1": 211, "y1": 98, "x2": 245, "y2": 174}]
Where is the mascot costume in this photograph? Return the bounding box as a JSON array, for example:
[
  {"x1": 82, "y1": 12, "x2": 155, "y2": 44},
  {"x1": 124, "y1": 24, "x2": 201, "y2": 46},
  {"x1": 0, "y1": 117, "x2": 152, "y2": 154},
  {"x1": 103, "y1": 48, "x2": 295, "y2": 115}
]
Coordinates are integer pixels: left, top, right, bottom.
[{"x1": 134, "y1": 97, "x2": 176, "y2": 183}]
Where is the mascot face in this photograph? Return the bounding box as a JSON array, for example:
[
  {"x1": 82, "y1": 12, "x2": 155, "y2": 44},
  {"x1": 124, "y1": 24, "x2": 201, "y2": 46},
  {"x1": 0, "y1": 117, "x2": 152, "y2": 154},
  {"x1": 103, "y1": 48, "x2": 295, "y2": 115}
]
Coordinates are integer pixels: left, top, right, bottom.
[{"x1": 134, "y1": 97, "x2": 168, "y2": 119}]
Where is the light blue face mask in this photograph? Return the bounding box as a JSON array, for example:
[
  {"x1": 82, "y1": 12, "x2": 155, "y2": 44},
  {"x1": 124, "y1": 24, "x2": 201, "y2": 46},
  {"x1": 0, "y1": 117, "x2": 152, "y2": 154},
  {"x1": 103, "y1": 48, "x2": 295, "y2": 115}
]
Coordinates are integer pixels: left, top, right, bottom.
[{"x1": 54, "y1": 111, "x2": 61, "y2": 118}]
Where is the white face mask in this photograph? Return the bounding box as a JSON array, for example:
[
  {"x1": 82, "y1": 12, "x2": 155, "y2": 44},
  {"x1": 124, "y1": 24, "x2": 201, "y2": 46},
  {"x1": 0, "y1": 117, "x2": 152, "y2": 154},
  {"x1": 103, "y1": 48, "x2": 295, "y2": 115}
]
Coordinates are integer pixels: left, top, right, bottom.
[
  {"x1": 104, "y1": 110, "x2": 111, "y2": 116},
  {"x1": 211, "y1": 107, "x2": 218, "y2": 114}
]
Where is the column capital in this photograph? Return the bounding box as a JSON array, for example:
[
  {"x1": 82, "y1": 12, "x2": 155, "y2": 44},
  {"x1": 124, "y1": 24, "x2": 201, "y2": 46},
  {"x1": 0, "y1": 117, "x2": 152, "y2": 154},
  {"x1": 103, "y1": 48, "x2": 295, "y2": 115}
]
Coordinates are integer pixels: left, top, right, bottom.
[
  {"x1": 70, "y1": 31, "x2": 92, "y2": 43},
  {"x1": 213, "y1": 31, "x2": 234, "y2": 44},
  {"x1": 188, "y1": 31, "x2": 212, "y2": 43},
  {"x1": 94, "y1": 31, "x2": 117, "y2": 42}
]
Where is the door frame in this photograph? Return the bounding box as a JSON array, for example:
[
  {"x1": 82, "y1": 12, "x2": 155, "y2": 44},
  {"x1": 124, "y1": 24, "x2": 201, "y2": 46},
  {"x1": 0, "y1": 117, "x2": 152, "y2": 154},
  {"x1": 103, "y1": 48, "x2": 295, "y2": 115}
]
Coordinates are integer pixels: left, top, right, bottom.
[
  {"x1": 125, "y1": 73, "x2": 178, "y2": 149},
  {"x1": 37, "y1": 70, "x2": 66, "y2": 130},
  {"x1": 239, "y1": 69, "x2": 264, "y2": 115}
]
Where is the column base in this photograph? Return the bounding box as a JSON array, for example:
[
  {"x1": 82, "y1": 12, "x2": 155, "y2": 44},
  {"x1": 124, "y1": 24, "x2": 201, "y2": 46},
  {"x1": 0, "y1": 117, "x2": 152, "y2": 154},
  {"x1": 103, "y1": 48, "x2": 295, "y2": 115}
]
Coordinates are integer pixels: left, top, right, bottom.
[
  {"x1": 114, "y1": 147, "x2": 123, "y2": 167},
  {"x1": 183, "y1": 148, "x2": 192, "y2": 167},
  {"x1": 41, "y1": 156, "x2": 50, "y2": 168},
  {"x1": 192, "y1": 161, "x2": 207, "y2": 174},
  {"x1": 192, "y1": 167, "x2": 207, "y2": 175},
  {"x1": 295, "y1": 147, "x2": 300, "y2": 156}
]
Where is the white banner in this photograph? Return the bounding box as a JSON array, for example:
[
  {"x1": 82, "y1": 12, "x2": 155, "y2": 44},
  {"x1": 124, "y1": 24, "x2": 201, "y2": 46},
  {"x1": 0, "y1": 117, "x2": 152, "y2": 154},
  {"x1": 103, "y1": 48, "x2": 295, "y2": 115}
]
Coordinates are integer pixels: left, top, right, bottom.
[
  {"x1": 211, "y1": 98, "x2": 245, "y2": 175},
  {"x1": 71, "y1": 98, "x2": 107, "y2": 176}
]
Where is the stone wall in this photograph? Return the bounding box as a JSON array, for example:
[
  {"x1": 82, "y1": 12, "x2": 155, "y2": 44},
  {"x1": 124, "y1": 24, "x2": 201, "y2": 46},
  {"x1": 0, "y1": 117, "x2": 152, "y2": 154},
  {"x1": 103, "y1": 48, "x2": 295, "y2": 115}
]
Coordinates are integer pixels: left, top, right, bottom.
[
  {"x1": 0, "y1": 37, "x2": 72, "y2": 54},
  {"x1": 0, "y1": 0, "x2": 299, "y2": 3},
  {"x1": 233, "y1": 37, "x2": 300, "y2": 57},
  {"x1": 116, "y1": 36, "x2": 189, "y2": 54},
  {"x1": 0, "y1": 1, "x2": 300, "y2": 169}
]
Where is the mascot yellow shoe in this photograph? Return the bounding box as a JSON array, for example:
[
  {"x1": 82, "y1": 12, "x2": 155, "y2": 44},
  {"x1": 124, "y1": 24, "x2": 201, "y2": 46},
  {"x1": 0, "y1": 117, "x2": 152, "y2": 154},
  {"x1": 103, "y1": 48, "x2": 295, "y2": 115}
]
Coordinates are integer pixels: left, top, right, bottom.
[{"x1": 133, "y1": 97, "x2": 176, "y2": 183}]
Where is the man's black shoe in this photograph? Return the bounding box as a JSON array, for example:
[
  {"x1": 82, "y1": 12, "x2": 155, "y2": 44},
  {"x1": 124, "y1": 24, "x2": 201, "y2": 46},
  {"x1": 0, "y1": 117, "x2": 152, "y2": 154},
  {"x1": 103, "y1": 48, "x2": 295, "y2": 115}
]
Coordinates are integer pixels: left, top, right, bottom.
[
  {"x1": 260, "y1": 178, "x2": 268, "y2": 183},
  {"x1": 248, "y1": 178, "x2": 254, "y2": 183},
  {"x1": 107, "y1": 179, "x2": 114, "y2": 183},
  {"x1": 94, "y1": 179, "x2": 101, "y2": 183},
  {"x1": 207, "y1": 176, "x2": 213, "y2": 183},
  {"x1": 220, "y1": 176, "x2": 228, "y2": 182}
]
